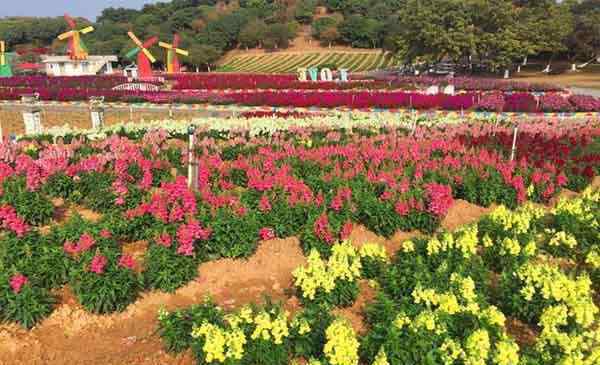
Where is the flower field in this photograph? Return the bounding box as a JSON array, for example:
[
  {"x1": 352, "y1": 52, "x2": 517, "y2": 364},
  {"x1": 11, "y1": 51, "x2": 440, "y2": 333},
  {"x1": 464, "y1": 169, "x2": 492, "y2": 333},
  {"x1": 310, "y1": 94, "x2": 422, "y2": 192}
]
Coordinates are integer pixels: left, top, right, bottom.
[
  {"x1": 2, "y1": 74, "x2": 598, "y2": 113},
  {"x1": 0, "y1": 116, "x2": 599, "y2": 364}
]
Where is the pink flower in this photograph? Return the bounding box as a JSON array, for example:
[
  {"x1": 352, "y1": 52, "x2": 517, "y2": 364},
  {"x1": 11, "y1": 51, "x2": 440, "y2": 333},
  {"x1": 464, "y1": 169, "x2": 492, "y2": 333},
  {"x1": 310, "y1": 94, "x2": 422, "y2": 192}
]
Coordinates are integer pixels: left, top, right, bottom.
[
  {"x1": 425, "y1": 183, "x2": 453, "y2": 217},
  {"x1": 556, "y1": 173, "x2": 568, "y2": 187},
  {"x1": 89, "y1": 254, "x2": 108, "y2": 274},
  {"x1": 115, "y1": 196, "x2": 125, "y2": 205},
  {"x1": 100, "y1": 229, "x2": 112, "y2": 239},
  {"x1": 9, "y1": 273, "x2": 28, "y2": 294},
  {"x1": 258, "y1": 195, "x2": 272, "y2": 212},
  {"x1": 259, "y1": 227, "x2": 275, "y2": 240},
  {"x1": 78, "y1": 233, "x2": 96, "y2": 252},
  {"x1": 340, "y1": 221, "x2": 353, "y2": 240},
  {"x1": 118, "y1": 254, "x2": 136, "y2": 270},
  {"x1": 314, "y1": 213, "x2": 334, "y2": 244},
  {"x1": 156, "y1": 233, "x2": 172, "y2": 247},
  {"x1": 395, "y1": 201, "x2": 410, "y2": 216},
  {"x1": 63, "y1": 240, "x2": 78, "y2": 254}
]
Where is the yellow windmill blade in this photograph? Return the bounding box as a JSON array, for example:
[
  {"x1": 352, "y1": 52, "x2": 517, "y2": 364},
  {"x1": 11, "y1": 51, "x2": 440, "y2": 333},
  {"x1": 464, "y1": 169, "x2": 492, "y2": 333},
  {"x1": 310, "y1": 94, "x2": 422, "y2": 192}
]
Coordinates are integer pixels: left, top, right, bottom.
[
  {"x1": 80, "y1": 26, "x2": 94, "y2": 34},
  {"x1": 127, "y1": 32, "x2": 143, "y2": 47},
  {"x1": 0, "y1": 41, "x2": 4, "y2": 53},
  {"x1": 158, "y1": 41, "x2": 172, "y2": 49},
  {"x1": 58, "y1": 30, "x2": 75, "y2": 40},
  {"x1": 142, "y1": 47, "x2": 156, "y2": 63},
  {"x1": 176, "y1": 49, "x2": 189, "y2": 56}
]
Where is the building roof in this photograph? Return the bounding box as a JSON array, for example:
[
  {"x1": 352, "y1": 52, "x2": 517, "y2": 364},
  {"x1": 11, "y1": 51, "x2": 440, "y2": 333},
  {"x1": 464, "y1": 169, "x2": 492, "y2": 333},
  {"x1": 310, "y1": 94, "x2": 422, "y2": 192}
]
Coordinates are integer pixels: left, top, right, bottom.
[{"x1": 40, "y1": 55, "x2": 118, "y2": 63}]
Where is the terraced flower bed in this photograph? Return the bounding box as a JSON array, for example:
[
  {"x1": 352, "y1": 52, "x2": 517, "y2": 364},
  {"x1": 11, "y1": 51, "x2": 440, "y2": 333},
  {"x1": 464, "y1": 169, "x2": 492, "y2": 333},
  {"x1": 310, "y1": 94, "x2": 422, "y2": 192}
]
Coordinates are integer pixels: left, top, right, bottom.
[{"x1": 0, "y1": 118, "x2": 599, "y2": 364}]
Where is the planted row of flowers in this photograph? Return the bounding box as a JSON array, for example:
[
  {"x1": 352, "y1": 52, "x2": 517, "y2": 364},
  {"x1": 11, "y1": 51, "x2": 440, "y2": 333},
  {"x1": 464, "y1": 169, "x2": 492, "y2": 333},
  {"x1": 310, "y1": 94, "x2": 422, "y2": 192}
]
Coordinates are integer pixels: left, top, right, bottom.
[
  {"x1": 1, "y1": 119, "x2": 598, "y2": 330},
  {"x1": 0, "y1": 74, "x2": 558, "y2": 93},
  {"x1": 154, "y1": 187, "x2": 599, "y2": 365},
  {"x1": 2, "y1": 85, "x2": 597, "y2": 112}
]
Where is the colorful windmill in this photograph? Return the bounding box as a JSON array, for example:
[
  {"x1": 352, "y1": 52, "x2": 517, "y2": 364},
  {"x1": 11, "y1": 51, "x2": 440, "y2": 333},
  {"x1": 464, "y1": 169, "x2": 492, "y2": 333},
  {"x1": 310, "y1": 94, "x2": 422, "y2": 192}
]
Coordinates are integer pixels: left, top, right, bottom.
[
  {"x1": 0, "y1": 41, "x2": 15, "y2": 77},
  {"x1": 126, "y1": 32, "x2": 158, "y2": 79},
  {"x1": 57, "y1": 14, "x2": 94, "y2": 60},
  {"x1": 159, "y1": 34, "x2": 189, "y2": 74}
]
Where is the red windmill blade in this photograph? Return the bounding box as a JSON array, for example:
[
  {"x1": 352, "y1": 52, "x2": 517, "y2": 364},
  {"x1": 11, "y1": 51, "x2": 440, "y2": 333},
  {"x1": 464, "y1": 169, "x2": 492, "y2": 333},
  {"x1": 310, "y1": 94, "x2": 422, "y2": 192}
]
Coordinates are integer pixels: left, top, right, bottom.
[{"x1": 64, "y1": 13, "x2": 77, "y2": 29}]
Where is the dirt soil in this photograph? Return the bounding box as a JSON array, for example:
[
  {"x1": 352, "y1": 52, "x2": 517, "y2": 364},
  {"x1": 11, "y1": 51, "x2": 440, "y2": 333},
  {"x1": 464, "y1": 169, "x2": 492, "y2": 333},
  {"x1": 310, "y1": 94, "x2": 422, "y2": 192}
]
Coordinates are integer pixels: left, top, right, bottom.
[{"x1": 0, "y1": 191, "x2": 592, "y2": 365}]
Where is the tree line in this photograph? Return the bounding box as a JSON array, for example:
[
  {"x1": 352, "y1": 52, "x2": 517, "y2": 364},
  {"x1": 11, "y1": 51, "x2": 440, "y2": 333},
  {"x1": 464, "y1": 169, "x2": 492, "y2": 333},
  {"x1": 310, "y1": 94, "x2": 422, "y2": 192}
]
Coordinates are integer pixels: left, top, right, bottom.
[{"x1": 0, "y1": 0, "x2": 598, "y2": 73}]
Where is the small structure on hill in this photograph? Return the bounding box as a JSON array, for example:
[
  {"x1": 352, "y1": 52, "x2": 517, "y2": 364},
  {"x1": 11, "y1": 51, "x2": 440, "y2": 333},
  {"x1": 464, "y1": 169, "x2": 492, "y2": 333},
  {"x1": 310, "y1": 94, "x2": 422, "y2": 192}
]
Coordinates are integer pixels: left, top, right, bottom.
[{"x1": 42, "y1": 55, "x2": 117, "y2": 76}]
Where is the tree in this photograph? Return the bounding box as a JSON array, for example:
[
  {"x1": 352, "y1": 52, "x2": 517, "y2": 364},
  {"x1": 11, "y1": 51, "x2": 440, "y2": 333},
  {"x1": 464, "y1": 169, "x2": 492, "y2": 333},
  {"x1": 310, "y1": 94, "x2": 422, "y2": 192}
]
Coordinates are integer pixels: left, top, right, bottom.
[
  {"x1": 320, "y1": 27, "x2": 339, "y2": 48},
  {"x1": 338, "y1": 15, "x2": 382, "y2": 48},
  {"x1": 295, "y1": 0, "x2": 317, "y2": 24},
  {"x1": 186, "y1": 44, "x2": 220, "y2": 71},
  {"x1": 566, "y1": 0, "x2": 600, "y2": 67},
  {"x1": 263, "y1": 22, "x2": 296, "y2": 50},
  {"x1": 97, "y1": 7, "x2": 139, "y2": 23},
  {"x1": 238, "y1": 19, "x2": 268, "y2": 48}
]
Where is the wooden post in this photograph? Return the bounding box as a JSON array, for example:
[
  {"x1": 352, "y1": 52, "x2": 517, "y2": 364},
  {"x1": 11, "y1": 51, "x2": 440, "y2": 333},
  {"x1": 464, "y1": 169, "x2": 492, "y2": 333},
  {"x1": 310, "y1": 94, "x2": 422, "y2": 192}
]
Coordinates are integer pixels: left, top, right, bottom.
[{"x1": 187, "y1": 125, "x2": 199, "y2": 191}]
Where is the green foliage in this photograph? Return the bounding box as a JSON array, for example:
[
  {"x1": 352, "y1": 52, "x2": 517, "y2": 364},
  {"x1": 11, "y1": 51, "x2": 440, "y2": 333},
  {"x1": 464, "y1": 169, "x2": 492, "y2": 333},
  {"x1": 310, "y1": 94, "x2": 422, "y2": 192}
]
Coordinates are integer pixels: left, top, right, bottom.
[
  {"x1": 144, "y1": 243, "x2": 200, "y2": 293},
  {"x1": 0, "y1": 231, "x2": 70, "y2": 289},
  {"x1": 206, "y1": 208, "x2": 260, "y2": 259},
  {"x1": 0, "y1": 275, "x2": 55, "y2": 329},
  {"x1": 1, "y1": 177, "x2": 54, "y2": 226},
  {"x1": 70, "y1": 251, "x2": 142, "y2": 314},
  {"x1": 157, "y1": 298, "x2": 224, "y2": 353}
]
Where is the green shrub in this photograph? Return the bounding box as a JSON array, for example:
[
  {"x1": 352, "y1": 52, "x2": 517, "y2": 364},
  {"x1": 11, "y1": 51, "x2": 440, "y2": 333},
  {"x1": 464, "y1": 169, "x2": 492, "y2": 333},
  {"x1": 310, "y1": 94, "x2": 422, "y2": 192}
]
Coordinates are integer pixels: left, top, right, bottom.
[{"x1": 144, "y1": 243, "x2": 200, "y2": 293}]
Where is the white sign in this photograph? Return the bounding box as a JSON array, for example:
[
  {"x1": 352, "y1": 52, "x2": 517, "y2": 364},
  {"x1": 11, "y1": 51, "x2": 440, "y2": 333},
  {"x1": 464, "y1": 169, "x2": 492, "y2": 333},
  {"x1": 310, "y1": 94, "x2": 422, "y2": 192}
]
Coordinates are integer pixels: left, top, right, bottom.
[
  {"x1": 23, "y1": 111, "x2": 42, "y2": 135},
  {"x1": 91, "y1": 110, "x2": 104, "y2": 130}
]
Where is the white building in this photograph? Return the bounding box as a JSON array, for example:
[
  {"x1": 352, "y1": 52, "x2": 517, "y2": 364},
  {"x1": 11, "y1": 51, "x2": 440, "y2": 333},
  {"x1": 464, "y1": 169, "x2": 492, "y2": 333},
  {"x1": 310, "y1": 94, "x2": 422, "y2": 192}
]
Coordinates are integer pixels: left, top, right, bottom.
[{"x1": 41, "y1": 55, "x2": 118, "y2": 76}]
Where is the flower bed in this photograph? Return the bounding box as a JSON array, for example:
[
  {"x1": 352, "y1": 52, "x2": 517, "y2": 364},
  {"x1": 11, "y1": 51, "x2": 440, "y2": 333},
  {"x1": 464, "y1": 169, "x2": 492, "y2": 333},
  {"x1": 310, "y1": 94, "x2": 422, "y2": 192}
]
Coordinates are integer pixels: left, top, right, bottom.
[
  {"x1": 155, "y1": 188, "x2": 600, "y2": 365},
  {"x1": 0, "y1": 118, "x2": 598, "y2": 363}
]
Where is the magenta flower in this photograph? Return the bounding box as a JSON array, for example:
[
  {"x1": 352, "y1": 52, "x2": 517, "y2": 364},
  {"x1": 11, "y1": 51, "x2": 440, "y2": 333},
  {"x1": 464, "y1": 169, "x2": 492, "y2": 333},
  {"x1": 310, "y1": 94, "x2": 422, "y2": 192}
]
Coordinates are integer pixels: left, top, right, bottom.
[
  {"x1": 259, "y1": 227, "x2": 275, "y2": 240},
  {"x1": 425, "y1": 183, "x2": 453, "y2": 217},
  {"x1": 9, "y1": 273, "x2": 28, "y2": 294},
  {"x1": 118, "y1": 254, "x2": 136, "y2": 270},
  {"x1": 90, "y1": 254, "x2": 108, "y2": 274}
]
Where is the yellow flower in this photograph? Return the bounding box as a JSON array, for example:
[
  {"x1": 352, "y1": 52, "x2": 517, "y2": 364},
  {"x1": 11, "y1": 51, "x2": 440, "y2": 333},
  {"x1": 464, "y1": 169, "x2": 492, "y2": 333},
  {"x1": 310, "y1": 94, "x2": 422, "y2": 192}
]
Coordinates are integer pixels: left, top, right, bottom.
[
  {"x1": 492, "y1": 340, "x2": 520, "y2": 365},
  {"x1": 324, "y1": 319, "x2": 359, "y2": 365},
  {"x1": 372, "y1": 347, "x2": 390, "y2": 365},
  {"x1": 401, "y1": 240, "x2": 415, "y2": 252},
  {"x1": 465, "y1": 329, "x2": 490, "y2": 365},
  {"x1": 359, "y1": 243, "x2": 388, "y2": 261}
]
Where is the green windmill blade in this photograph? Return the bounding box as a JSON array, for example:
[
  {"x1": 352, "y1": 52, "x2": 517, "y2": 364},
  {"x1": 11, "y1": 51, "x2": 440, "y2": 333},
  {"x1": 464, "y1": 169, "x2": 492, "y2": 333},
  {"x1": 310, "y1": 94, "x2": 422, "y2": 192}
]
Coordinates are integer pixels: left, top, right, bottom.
[
  {"x1": 126, "y1": 46, "x2": 141, "y2": 59},
  {"x1": 0, "y1": 40, "x2": 13, "y2": 77}
]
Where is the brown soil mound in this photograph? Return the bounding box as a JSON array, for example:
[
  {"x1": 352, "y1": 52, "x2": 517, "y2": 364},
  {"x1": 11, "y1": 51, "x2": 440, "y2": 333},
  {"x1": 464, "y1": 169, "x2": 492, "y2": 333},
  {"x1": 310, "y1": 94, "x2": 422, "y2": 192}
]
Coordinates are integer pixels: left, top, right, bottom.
[
  {"x1": 0, "y1": 237, "x2": 305, "y2": 365},
  {"x1": 442, "y1": 199, "x2": 495, "y2": 231}
]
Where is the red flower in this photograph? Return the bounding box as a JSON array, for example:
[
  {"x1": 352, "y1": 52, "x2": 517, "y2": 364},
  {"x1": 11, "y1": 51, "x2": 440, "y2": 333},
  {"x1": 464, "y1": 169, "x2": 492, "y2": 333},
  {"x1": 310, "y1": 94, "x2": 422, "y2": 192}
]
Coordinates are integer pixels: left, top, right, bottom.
[
  {"x1": 340, "y1": 220, "x2": 353, "y2": 240},
  {"x1": 425, "y1": 183, "x2": 453, "y2": 217},
  {"x1": 258, "y1": 195, "x2": 272, "y2": 212},
  {"x1": 100, "y1": 229, "x2": 112, "y2": 239},
  {"x1": 259, "y1": 227, "x2": 275, "y2": 240},
  {"x1": 156, "y1": 233, "x2": 172, "y2": 247},
  {"x1": 90, "y1": 254, "x2": 108, "y2": 274},
  {"x1": 9, "y1": 273, "x2": 28, "y2": 294},
  {"x1": 395, "y1": 201, "x2": 410, "y2": 216},
  {"x1": 118, "y1": 254, "x2": 136, "y2": 270}
]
